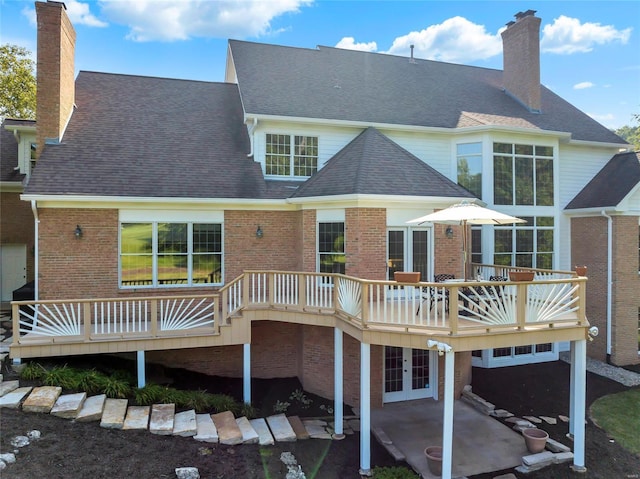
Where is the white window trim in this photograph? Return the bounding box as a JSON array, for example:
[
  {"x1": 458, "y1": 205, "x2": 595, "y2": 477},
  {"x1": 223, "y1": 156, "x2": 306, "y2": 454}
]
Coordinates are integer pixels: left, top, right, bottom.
[{"x1": 264, "y1": 133, "x2": 318, "y2": 179}]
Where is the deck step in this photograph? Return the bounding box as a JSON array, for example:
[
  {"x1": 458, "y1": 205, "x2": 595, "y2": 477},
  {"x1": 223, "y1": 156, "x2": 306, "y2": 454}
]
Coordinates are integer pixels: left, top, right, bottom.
[
  {"x1": 23, "y1": 386, "x2": 62, "y2": 413},
  {"x1": 0, "y1": 386, "x2": 32, "y2": 409},
  {"x1": 76, "y1": 394, "x2": 106, "y2": 422},
  {"x1": 303, "y1": 419, "x2": 332, "y2": 439},
  {"x1": 51, "y1": 392, "x2": 86, "y2": 419},
  {"x1": 173, "y1": 410, "x2": 197, "y2": 437},
  {"x1": 149, "y1": 403, "x2": 175, "y2": 435},
  {"x1": 193, "y1": 413, "x2": 219, "y2": 443},
  {"x1": 266, "y1": 413, "x2": 296, "y2": 442},
  {"x1": 100, "y1": 398, "x2": 128, "y2": 429},
  {"x1": 0, "y1": 380, "x2": 19, "y2": 397},
  {"x1": 212, "y1": 411, "x2": 243, "y2": 445},
  {"x1": 249, "y1": 418, "x2": 275, "y2": 445},
  {"x1": 236, "y1": 416, "x2": 259, "y2": 444},
  {"x1": 123, "y1": 405, "x2": 150, "y2": 430},
  {"x1": 288, "y1": 416, "x2": 310, "y2": 440}
]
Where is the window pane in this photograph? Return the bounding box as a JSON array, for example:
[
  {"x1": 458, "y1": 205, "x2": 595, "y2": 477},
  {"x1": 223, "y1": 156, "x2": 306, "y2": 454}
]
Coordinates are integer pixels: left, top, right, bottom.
[
  {"x1": 471, "y1": 228, "x2": 482, "y2": 264},
  {"x1": 536, "y1": 253, "x2": 553, "y2": 269},
  {"x1": 457, "y1": 155, "x2": 482, "y2": 198},
  {"x1": 537, "y1": 216, "x2": 554, "y2": 227},
  {"x1": 516, "y1": 229, "x2": 534, "y2": 252},
  {"x1": 515, "y1": 144, "x2": 533, "y2": 155},
  {"x1": 412, "y1": 230, "x2": 428, "y2": 279},
  {"x1": 535, "y1": 146, "x2": 553, "y2": 157},
  {"x1": 493, "y1": 155, "x2": 512, "y2": 204},
  {"x1": 193, "y1": 253, "x2": 221, "y2": 284},
  {"x1": 121, "y1": 223, "x2": 152, "y2": 254},
  {"x1": 294, "y1": 136, "x2": 318, "y2": 176},
  {"x1": 493, "y1": 143, "x2": 512, "y2": 154},
  {"x1": 536, "y1": 158, "x2": 554, "y2": 206},
  {"x1": 515, "y1": 254, "x2": 533, "y2": 267},
  {"x1": 158, "y1": 223, "x2": 187, "y2": 253},
  {"x1": 121, "y1": 255, "x2": 152, "y2": 285},
  {"x1": 319, "y1": 222, "x2": 345, "y2": 274},
  {"x1": 158, "y1": 253, "x2": 188, "y2": 284},
  {"x1": 266, "y1": 134, "x2": 291, "y2": 175},
  {"x1": 194, "y1": 224, "x2": 221, "y2": 253},
  {"x1": 494, "y1": 229, "x2": 512, "y2": 253},
  {"x1": 458, "y1": 142, "x2": 482, "y2": 156},
  {"x1": 515, "y1": 156, "x2": 534, "y2": 205},
  {"x1": 537, "y1": 229, "x2": 553, "y2": 252}
]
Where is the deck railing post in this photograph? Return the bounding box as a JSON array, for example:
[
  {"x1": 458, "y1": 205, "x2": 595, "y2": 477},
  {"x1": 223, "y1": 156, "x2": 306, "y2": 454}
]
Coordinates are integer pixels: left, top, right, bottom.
[
  {"x1": 333, "y1": 275, "x2": 340, "y2": 313},
  {"x1": 448, "y1": 286, "x2": 459, "y2": 334},
  {"x1": 83, "y1": 302, "x2": 91, "y2": 340},
  {"x1": 12, "y1": 302, "x2": 20, "y2": 344},
  {"x1": 360, "y1": 281, "x2": 369, "y2": 327},
  {"x1": 577, "y1": 279, "x2": 587, "y2": 325},
  {"x1": 268, "y1": 272, "x2": 275, "y2": 307},
  {"x1": 298, "y1": 273, "x2": 307, "y2": 310},
  {"x1": 516, "y1": 283, "x2": 528, "y2": 329},
  {"x1": 220, "y1": 288, "x2": 229, "y2": 330}
]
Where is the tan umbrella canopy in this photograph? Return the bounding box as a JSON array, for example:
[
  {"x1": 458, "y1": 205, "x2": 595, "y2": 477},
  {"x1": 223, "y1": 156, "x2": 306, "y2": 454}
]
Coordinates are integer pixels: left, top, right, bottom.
[{"x1": 407, "y1": 201, "x2": 526, "y2": 278}]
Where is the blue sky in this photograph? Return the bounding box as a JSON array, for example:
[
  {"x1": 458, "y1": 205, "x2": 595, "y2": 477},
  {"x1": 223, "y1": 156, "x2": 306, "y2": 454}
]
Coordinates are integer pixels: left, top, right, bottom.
[{"x1": 2, "y1": 0, "x2": 639, "y2": 129}]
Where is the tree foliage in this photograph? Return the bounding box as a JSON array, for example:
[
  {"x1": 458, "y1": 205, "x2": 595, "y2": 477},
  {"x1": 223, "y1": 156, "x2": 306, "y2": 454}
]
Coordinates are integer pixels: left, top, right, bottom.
[
  {"x1": 614, "y1": 123, "x2": 640, "y2": 152},
  {"x1": 0, "y1": 44, "x2": 36, "y2": 120}
]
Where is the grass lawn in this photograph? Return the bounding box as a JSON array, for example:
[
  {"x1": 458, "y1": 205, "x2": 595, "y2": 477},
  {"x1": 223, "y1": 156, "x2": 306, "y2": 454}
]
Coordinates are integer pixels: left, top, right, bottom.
[{"x1": 590, "y1": 388, "x2": 640, "y2": 455}]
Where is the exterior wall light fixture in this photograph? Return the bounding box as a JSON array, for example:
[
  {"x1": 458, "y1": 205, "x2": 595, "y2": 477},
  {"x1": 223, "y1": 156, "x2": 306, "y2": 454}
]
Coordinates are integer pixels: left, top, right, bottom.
[
  {"x1": 256, "y1": 225, "x2": 263, "y2": 239},
  {"x1": 74, "y1": 225, "x2": 83, "y2": 239},
  {"x1": 445, "y1": 226, "x2": 454, "y2": 239}
]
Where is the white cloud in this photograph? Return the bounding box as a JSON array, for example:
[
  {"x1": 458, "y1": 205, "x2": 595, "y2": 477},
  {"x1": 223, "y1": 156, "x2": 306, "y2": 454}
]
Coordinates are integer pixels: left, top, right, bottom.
[
  {"x1": 98, "y1": 0, "x2": 312, "y2": 42},
  {"x1": 573, "y1": 82, "x2": 594, "y2": 90},
  {"x1": 335, "y1": 37, "x2": 377, "y2": 52},
  {"x1": 385, "y1": 16, "x2": 503, "y2": 63},
  {"x1": 22, "y1": 0, "x2": 107, "y2": 28},
  {"x1": 541, "y1": 16, "x2": 631, "y2": 54}
]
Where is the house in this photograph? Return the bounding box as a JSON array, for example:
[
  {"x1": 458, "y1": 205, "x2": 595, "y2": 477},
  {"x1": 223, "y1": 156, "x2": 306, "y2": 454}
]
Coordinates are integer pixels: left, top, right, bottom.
[{"x1": 3, "y1": 2, "x2": 639, "y2": 476}]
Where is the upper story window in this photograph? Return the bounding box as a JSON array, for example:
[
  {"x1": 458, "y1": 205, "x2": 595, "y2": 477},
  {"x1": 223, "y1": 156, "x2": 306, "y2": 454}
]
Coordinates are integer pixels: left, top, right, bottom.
[
  {"x1": 318, "y1": 222, "x2": 345, "y2": 274},
  {"x1": 266, "y1": 134, "x2": 318, "y2": 177},
  {"x1": 457, "y1": 142, "x2": 482, "y2": 198},
  {"x1": 120, "y1": 222, "x2": 222, "y2": 288},
  {"x1": 493, "y1": 143, "x2": 554, "y2": 206},
  {"x1": 494, "y1": 216, "x2": 554, "y2": 269}
]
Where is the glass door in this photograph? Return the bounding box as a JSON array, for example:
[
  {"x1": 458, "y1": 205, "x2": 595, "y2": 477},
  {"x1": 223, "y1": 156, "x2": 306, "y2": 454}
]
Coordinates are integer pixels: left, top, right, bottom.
[
  {"x1": 387, "y1": 229, "x2": 431, "y2": 281},
  {"x1": 383, "y1": 346, "x2": 437, "y2": 402}
]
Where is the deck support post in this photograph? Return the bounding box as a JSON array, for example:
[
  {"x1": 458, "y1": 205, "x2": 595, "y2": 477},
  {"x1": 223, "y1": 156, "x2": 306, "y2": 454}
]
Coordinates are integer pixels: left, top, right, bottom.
[
  {"x1": 334, "y1": 327, "x2": 344, "y2": 439},
  {"x1": 359, "y1": 342, "x2": 371, "y2": 476},
  {"x1": 243, "y1": 343, "x2": 251, "y2": 404},
  {"x1": 442, "y1": 349, "x2": 455, "y2": 479},
  {"x1": 136, "y1": 350, "x2": 145, "y2": 388},
  {"x1": 569, "y1": 339, "x2": 587, "y2": 472}
]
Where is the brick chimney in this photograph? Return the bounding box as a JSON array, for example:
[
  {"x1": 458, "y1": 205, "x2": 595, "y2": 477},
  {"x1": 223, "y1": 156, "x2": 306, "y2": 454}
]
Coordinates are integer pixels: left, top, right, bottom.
[
  {"x1": 501, "y1": 10, "x2": 541, "y2": 113},
  {"x1": 35, "y1": 1, "x2": 76, "y2": 157}
]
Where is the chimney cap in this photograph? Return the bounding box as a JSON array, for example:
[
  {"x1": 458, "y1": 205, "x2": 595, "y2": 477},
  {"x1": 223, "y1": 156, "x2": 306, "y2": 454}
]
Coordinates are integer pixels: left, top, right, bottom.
[
  {"x1": 46, "y1": 0, "x2": 67, "y2": 10},
  {"x1": 514, "y1": 9, "x2": 536, "y2": 20}
]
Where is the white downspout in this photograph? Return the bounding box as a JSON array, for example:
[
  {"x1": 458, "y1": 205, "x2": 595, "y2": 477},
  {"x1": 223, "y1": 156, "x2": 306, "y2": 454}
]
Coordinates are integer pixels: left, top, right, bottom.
[
  {"x1": 601, "y1": 210, "x2": 612, "y2": 361},
  {"x1": 246, "y1": 117, "x2": 258, "y2": 157},
  {"x1": 30, "y1": 200, "x2": 39, "y2": 301}
]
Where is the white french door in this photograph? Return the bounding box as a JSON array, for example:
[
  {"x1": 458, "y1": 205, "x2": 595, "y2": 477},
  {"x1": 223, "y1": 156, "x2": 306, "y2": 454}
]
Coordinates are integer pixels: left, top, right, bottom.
[{"x1": 383, "y1": 347, "x2": 437, "y2": 403}]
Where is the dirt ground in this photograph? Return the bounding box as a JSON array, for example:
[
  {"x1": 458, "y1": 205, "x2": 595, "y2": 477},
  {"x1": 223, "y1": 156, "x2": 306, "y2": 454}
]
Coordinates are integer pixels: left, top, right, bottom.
[{"x1": 1, "y1": 358, "x2": 639, "y2": 479}]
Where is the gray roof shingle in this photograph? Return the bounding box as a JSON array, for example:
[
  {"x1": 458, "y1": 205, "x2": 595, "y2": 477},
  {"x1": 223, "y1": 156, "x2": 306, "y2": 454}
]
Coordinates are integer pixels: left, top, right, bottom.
[
  {"x1": 229, "y1": 40, "x2": 626, "y2": 145},
  {"x1": 565, "y1": 151, "x2": 640, "y2": 209},
  {"x1": 292, "y1": 127, "x2": 476, "y2": 199},
  {"x1": 25, "y1": 72, "x2": 266, "y2": 199}
]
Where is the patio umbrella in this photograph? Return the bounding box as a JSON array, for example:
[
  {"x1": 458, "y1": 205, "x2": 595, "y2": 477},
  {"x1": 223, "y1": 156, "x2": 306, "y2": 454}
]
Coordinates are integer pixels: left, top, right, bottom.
[{"x1": 407, "y1": 201, "x2": 526, "y2": 279}]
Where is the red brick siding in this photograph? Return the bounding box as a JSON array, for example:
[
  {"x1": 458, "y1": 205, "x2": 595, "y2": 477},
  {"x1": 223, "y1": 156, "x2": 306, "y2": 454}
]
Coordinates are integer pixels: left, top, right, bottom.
[
  {"x1": 301, "y1": 210, "x2": 316, "y2": 272},
  {"x1": 434, "y1": 224, "x2": 465, "y2": 278},
  {"x1": 345, "y1": 208, "x2": 386, "y2": 280},
  {"x1": 0, "y1": 193, "x2": 35, "y2": 283}
]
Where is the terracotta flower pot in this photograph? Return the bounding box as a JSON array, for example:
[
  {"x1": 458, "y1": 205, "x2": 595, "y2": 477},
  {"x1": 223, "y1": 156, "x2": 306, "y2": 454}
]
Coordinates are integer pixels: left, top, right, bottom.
[
  {"x1": 509, "y1": 271, "x2": 535, "y2": 282},
  {"x1": 424, "y1": 446, "x2": 443, "y2": 476},
  {"x1": 574, "y1": 266, "x2": 587, "y2": 276},
  {"x1": 394, "y1": 271, "x2": 421, "y2": 283},
  {"x1": 522, "y1": 427, "x2": 548, "y2": 453}
]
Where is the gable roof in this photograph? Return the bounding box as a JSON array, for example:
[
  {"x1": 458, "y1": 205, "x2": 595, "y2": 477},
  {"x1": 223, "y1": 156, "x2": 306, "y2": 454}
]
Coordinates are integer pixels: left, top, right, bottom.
[
  {"x1": 1, "y1": 119, "x2": 35, "y2": 184},
  {"x1": 292, "y1": 127, "x2": 475, "y2": 199},
  {"x1": 229, "y1": 40, "x2": 625, "y2": 145},
  {"x1": 25, "y1": 72, "x2": 267, "y2": 199},
  {"x1": 565, "y1": 151, "x2": 640, "y2": 210}
]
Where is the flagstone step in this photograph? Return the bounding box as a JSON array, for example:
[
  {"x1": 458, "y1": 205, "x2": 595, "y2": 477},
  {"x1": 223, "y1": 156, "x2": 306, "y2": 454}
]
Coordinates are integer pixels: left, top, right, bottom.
[
  {"x1": 288, "y1": 415, "x2": 310, "y2": 440},
  {"x1": 212, "y1": 410, "x2": 243, "y2": 445},
  {"x1": 0, "y1": 380, "x2": 19, "y2": 397},
  {"x1": 250, "y1": 418, "x2": 275, "y2": 446},
  {"x1": 267, "y1": 413, "x2": 296, "y2": 442},
  {"x1": 23, "y1": 386, "x2": 61, "y2": 413},
  {"x1": 100, "y1": 398, "x2": 128, "y2": 429},
  {"x1": 150, "y1": 403, "x2": 175, "y2": 435},
  {"x1": 173, "y1": 409, "x2": 197, "y2": 437},
  {"x1": 0, "y1": 386, "x2": 32, "y2": 409},
  {"x1": 236, "y1": 416, "x2": 259, "y2": 444},
  {"x1": 123, "y1": 405, "x2": 150, "y2": 430},
  {"x1": 76, "y1": 394, "x2": 106, "y2": 422},
  {"x1": 51, "y1": 392, "x2": 86, "y2": 419},
  {"x1": 194, "y1": 413, "x2": 219, "y2": 443}
]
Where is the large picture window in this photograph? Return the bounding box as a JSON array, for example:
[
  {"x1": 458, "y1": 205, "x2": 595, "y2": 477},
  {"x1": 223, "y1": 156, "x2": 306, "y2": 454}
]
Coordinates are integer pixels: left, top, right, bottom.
[
  {"x1": 318, "y1": 222, "x2": 345, "y2": 274},
  {"x1": 120, "y1": 222, "x2": 222, "y2": 287},
  {"x1": 493, "y1": 216, "x2": 554, "y2": 269},
  {"x1": 266, "y1": 134, "x2": 318, "y2": 177},
  {"x1": 493, "y1": 143, "x2": 554, "y2": 206},
  {"x1": 457, "y1": 142, "x2": 482, "y2": 198}
]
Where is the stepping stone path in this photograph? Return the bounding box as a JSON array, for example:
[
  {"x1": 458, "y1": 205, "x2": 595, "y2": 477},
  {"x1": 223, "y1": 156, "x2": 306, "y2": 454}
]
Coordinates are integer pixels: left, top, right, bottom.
[
  {"x1": 150, "y1": 403, "x2": 175, "y2": 435},
  {"x1": 101, "y1": 398, "x2": 128, "y2": 429},
  {"x1": 22, "y1": 386, "x2": 61, "y2": 413},
  {"x1": 51, "y1": 392, "x2": 87, "y2": 419}
]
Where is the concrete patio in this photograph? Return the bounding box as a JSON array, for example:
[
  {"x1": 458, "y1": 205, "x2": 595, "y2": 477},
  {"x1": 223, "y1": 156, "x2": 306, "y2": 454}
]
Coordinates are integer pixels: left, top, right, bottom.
[{"x1": 372, "y1": 399, "x2": 528, "y2": 478}]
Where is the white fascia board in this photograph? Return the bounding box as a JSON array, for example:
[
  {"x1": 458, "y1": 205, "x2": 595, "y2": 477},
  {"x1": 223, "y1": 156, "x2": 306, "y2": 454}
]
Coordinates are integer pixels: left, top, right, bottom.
[
  {"x1": 19, "y1": 194, "x2": 295, "y2": 211},
  {"x1": 564, "y1": 139, "x2": 631, "y2": 150},
  {"x1": 3, "y1": 123, "x2": 36, "y2": 134},
  {"x1": 286, "y1": 194, "x2": 472, "y2": 209},
  {"x1": 563, "y1": 207, "x2": 621, "y2": 216},
  {"x1": 0, "y1": 181, "x2": 24, "y2": 192}
]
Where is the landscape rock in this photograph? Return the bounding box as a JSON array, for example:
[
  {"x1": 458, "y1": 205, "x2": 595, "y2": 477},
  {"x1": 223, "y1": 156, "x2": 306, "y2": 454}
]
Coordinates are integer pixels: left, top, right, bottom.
[
  {"x1": 0, "y1": 453, "x2": 16, "y2": 464},
  {"x1": 10, "y1": 436, "x2": 29, "y2": 448},
  {"x1": 27, "y1": 430, "x2": 41, "y2": 440},
  {"x1": 0, "y1": 460, "x2": 6, "y2": 471},
  {"x1": 523, "y1": 415, "x2": 542, "y2": 424},
  {"x1": 175, "y1": 467, "x2": 200, "y2": 479},
  {"x1": 540, "y1": 415, "x2": 557, "y2": 425}
]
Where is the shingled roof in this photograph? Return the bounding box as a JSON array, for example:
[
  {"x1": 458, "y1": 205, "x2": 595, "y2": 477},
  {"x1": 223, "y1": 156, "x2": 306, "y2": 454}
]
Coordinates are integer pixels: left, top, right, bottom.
[
  {"x1": 565, "y1": 151, "x2": 640, "y2": 210},
  {"x1": 229, "y1": 40, "x2": 625, "y2": 145},
  {"x1": 25, "y1": 72, "x2": 266, "y2": 199},
  {"x1": 292, "y1": 127, "x2": 475, "y2": 199}
]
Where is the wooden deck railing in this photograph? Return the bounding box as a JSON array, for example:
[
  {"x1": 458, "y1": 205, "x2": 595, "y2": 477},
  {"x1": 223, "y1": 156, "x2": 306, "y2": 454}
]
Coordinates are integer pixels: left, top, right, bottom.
[{"x1": 11, "y1": 266, "x2": 587, "y2": 348}]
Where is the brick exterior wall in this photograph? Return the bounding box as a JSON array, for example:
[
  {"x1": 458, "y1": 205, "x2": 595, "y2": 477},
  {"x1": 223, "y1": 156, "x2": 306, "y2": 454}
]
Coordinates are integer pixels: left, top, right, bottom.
[
  {"x1": 35, "y1": 1, "x2": 76, "y2": 157},
  {"x1": 301, "y1": 210, "x2": 317, "y2": 272},
  {"x1": 345, "y1": 208, "x2": 387, "y2": 280},
  {"x1": 0, "y1": 192, "x2": 35, "y2": 284},
  {"x1": 572, "y1": 215, "x2": 640, "y2": 365},
  {"x1": 434, "y1": 223, "x2": 465, "y2": 277}
]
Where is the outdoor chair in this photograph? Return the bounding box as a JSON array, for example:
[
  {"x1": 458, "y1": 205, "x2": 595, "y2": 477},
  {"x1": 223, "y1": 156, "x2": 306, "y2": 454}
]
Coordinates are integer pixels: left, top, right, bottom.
[{"x1": 417, "y1": 273, "x2": 455, "y2": 315}]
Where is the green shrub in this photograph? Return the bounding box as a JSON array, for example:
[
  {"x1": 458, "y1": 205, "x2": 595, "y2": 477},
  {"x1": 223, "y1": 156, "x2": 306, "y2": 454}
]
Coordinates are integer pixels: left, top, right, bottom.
[
  {"x1": 97, "y1": 375, "x2": 131, "y2": 399},
  {"x1": 240, "y1": 402, "x2": 258, "y2": 419},
  {"x1": 273, "y1": 399, "x2": 290, "y2": 414},
  {"x1": 134, "y1": 383, "x2": 167, "y2": 405},
  {"x1": 208, "y1": 393, "x2": 239, "y2": 414},
  {"x1": 19, "y1": 362, "x2": 46, "y2": 381},
  {"x1": 176, "y1": 390, "x2": 211, "y2": 411},
  {"x1": 372, "y1": 466, "x2": 419, "y2": 479},
  {"x1": 77, "y1": 369, "x2": 107, "y2": 395},
  {"x1": 41, "y1": 365, "x2": 81, "y2": 390}
]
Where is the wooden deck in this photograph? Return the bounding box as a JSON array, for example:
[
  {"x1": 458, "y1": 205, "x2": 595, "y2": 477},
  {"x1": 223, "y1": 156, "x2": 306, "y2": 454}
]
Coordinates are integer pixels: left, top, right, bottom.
[{"x1": 10, "y1": 268, "x2": 590, "y2": 359}]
